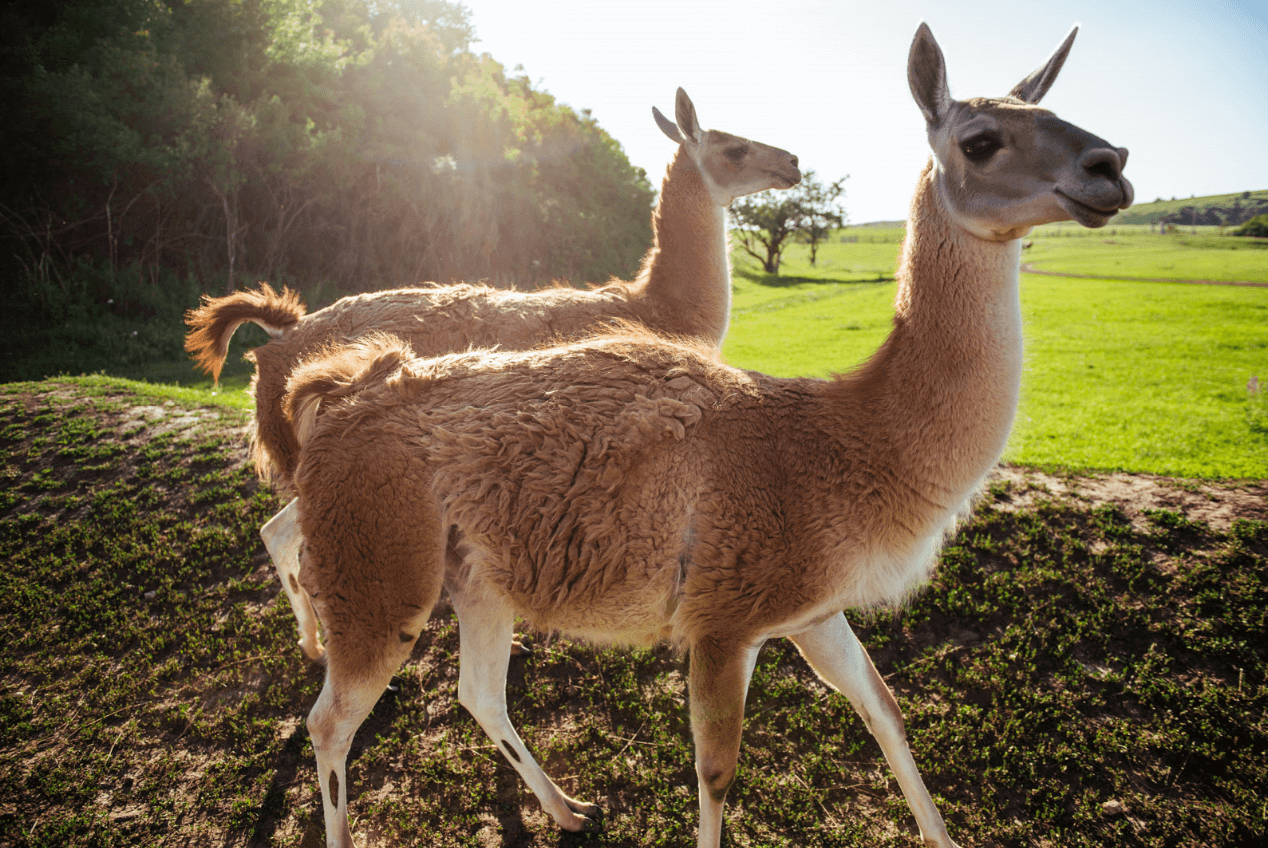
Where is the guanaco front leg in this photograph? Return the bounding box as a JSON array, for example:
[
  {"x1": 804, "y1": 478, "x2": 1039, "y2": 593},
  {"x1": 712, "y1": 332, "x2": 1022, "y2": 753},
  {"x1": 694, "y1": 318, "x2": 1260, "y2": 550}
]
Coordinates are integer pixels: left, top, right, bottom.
[
  {"x1": 790, "y1": 612, "x2": 961, "y2": 848},
  {"x1": 446, "y1": 574, "x2": 602, "y2": 832}
]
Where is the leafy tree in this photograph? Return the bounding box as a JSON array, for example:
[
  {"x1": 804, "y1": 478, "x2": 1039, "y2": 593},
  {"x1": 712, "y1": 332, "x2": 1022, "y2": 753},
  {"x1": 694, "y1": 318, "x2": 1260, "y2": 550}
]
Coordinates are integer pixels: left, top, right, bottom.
[
  {"x1": 797, "y1": 173, "x2": 848, "y2": 266},
  {"x1": 0, "y1": 0, "x2": 657, "y2": 379},
  {"x1": 1, "y1": 0, "x2": 653, "y2": 291},
  {"x1": 730, "y1": 192, "x2": 800, "y2": 276},
  {"x1": 730, "y1": 170, "x2": 848, "y2": 275}
]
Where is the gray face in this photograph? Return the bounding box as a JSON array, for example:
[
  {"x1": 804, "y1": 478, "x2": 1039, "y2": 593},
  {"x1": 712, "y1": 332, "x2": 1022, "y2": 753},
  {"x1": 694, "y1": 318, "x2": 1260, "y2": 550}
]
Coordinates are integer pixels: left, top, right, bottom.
[{"x1": 909, "y1": 25, "x2": 1133, "y2": 240}]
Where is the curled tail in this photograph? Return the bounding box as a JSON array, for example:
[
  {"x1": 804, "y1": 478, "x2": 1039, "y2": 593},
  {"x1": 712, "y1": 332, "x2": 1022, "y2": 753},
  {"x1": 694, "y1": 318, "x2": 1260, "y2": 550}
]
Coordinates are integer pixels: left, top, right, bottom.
[
  {"x1": 184, "y1": 283, "x2": 307, "y2": 385},
  {"x1": 285, "y1": 333, "x2": 416, "y2": 449}
]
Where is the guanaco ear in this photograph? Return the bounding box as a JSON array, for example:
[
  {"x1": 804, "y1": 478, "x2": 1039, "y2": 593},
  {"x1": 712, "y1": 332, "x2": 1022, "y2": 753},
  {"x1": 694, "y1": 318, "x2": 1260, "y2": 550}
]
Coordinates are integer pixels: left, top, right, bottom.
[
  {"x1": 652, "y1": 105, "x2": 684, "y2": 144},
  {"x1": 674, "y1": 87, "x2": 702, "y2": 144},
  {"x1": 908, "y1": 23, "x2": 952, "y2": 127},
  {"x1": 1009, "y1": 25, "x2": 1077, "y2": 104}
]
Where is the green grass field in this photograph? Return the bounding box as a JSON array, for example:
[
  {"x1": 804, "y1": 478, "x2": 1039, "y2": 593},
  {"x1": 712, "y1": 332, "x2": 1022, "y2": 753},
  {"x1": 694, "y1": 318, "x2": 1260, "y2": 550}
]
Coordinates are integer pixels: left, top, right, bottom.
[
  {"x1": 32, "y1": 225, "x2": 1266, "y2": 480},
  {"x1": 723, "y1": 230, "x2": 1268, "y2": 479},
  {"x1": 1024, "y1": 229, "x2": 1268, "y2": 283}
]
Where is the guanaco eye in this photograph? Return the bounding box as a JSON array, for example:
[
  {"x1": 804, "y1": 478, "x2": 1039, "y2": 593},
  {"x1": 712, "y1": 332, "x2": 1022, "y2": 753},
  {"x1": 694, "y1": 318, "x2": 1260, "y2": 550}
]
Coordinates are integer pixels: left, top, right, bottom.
[
  {"x1": 962, "y1": 134, "x2": 1002, "y2": 163},
  {"x1": 724, "y1": 146, "x2": 747, "y2": 163}
]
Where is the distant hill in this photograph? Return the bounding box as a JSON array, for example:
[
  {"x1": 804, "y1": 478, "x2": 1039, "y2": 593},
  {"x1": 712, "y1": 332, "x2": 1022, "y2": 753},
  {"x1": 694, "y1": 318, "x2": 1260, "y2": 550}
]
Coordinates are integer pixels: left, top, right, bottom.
[
  {"x1": 855, "y1": 192, "x2": 1268, "y2": 230},
  {"x1": 1114, "y1": 190, "x2": 1268, "y2": 226}
]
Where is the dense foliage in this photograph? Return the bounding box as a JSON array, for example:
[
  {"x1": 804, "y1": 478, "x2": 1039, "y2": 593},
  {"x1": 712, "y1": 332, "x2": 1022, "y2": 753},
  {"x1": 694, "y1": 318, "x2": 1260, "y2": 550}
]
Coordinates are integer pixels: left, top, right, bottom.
[
  {"x1": 0, "y1": 0, "x2": 654, "y2": 380},
  {"x1": 1232, "y1": 214, "x2": 1268, "y2": 237}
]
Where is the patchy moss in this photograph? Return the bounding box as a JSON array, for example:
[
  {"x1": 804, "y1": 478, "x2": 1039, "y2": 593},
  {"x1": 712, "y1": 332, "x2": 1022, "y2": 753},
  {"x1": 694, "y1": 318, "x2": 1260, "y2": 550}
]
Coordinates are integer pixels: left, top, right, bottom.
[{"x1": 0, "y1": 382, "x2": 1264, "y2": 847}]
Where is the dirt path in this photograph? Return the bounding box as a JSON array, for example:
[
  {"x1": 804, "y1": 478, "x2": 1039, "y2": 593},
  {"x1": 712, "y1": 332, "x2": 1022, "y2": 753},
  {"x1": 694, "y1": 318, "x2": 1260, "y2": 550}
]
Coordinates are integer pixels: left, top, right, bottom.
[{"x1": 989, "y1": 466, "x2": 1268, "y2": 532}]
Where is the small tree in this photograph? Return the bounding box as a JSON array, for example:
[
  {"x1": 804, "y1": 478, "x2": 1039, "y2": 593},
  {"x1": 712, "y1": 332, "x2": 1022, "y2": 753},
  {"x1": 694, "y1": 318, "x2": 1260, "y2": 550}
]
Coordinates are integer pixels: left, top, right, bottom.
[
  {"x1": 730, "y1": 192, "x2": 802, "y2": 274},
  {"x1": 730, "y1": 170, "x2": 848, "y2": 275},
  {"x1": 798, "y1": 174, "x2": 848, "y2": 265}
]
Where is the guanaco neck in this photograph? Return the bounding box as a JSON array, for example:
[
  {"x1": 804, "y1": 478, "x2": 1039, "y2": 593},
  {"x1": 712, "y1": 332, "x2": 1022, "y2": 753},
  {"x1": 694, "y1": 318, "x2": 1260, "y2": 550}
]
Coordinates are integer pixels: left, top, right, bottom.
[
  {"x1": 829, "y1": 160, "x2": 1024, "y2": 515},
  {"x1": 633, "y1": 147, "x2": 731, "y2": 345}
]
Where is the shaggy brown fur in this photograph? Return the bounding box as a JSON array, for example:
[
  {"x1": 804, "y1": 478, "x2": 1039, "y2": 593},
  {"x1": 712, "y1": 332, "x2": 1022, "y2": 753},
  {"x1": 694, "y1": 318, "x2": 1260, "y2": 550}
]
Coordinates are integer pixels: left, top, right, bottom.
[
  {"x1": 290, "y1": 170, "x2": 1023, "y2": 654},
  {"x1": 285, "y1": 25, "x2": 1132, "y2": 848},
  {"x1": 185, "y1": 93, "x2": 799, "y2": 494},
  {"x1": 183, "y1": 89, "x2": 799, "y2": 666}
]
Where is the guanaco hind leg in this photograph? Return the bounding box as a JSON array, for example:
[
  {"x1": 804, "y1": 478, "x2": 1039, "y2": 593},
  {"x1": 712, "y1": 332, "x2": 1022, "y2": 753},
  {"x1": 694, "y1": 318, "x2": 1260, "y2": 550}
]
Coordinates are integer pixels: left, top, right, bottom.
[
  {"x1": 259, "y1": 498, "x2": 325, "y2": 662},
  {"x1": 446, "y1": 573, "x2": 602, "y2": 831},
  {"x1": 789, "y1": 613, "x2": 962, "y2": 848},
  {"x1": 264, "y1": 505, "x2": 530, "y2": 665},
  {"x1": 688, "y1": 639, "x2": 761, "y2": 848}
]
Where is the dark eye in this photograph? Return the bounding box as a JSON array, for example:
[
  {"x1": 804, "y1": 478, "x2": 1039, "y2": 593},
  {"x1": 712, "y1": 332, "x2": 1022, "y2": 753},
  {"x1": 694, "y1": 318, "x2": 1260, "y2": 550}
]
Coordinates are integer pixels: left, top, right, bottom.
[
  {"x1": 725, "y1": 146, "x2": 747, "y2": 163},
  {"x1": 962, "y1": 134, "x2": 1002, "y2": 163}
]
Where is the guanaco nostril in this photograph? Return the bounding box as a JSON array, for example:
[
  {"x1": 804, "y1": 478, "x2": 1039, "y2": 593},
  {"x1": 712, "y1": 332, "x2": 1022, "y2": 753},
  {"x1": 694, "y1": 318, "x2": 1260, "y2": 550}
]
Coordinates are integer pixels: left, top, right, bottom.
[
  {"x1": 1117, "y1": 147, "x2": 1129, "y2": 169},
  {"x1": 789, "y1": 155, "x2": 799, "y2": 169},
  {"x1": 1081, "y1": 148, "x2": 1123, "y2": 181}
]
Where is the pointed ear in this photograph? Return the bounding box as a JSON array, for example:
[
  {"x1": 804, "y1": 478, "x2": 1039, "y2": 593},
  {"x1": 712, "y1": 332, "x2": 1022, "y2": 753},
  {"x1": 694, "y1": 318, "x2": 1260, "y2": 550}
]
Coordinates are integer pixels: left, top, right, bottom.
[
  {"x1": 674, "y1": 87, "x2": 702, "y2": 144},
  {"x1": 908, "y1": 23, "x2": 951, "y2": 126},
  {"x1": 1010, "y1": 25, "x2": 1077, "y2": 103},
  {"x1": 652, "y1": 105, "x2": 684, "y2": 144}
]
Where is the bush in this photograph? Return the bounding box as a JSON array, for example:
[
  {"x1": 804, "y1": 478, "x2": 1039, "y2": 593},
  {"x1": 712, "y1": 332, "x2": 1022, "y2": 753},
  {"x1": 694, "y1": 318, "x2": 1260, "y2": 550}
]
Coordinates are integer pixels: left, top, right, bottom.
[
  {"x1": 1232, "y1": 214, "x2": 1268, "y2": 237},
  {"x1": 0, "y1": 260, "x2": 202, "y2": 382}
]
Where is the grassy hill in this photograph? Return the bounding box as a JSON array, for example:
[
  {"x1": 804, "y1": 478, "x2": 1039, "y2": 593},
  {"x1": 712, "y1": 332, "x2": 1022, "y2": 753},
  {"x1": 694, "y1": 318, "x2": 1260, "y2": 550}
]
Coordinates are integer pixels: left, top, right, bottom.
[
  {"x1": 1110, "y1": 189, "x2": 1268, "y2": 226},
  {"x1": 856, "y1": 192, "x2": 1268, "y2": 230}
]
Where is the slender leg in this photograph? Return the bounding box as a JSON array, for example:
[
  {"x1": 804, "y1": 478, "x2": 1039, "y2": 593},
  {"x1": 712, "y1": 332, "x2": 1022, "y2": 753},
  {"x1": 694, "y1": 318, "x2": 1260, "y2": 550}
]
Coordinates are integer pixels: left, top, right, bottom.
[
  {"x1": 260, "y1": 498, "x2": 324, "y2": 662},
  {"x1": 307, "y1": 577, "x2": 435, "y2": 848},
  {"x1": 789, "y1": 612, "x2": 961, "y2": 848},
  {"x1": 446, "y1": 574, "x2": 601, "y2": 832},
  {"x1": 688, "y1": 638, "x2": 761, "y2": 848},
  {"x1": 301, "y1": 475, "x2": 446, "y2": 848},
  {"x1": 308, "y1": 659, "x2": 398, "y2": 848}
]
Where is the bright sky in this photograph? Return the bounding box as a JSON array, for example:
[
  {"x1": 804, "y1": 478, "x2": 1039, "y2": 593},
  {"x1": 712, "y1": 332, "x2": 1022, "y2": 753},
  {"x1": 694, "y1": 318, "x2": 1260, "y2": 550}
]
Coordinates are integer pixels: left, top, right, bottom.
[{"x1": 464, "y1": 0, "x2": 1268, "y2": 224}]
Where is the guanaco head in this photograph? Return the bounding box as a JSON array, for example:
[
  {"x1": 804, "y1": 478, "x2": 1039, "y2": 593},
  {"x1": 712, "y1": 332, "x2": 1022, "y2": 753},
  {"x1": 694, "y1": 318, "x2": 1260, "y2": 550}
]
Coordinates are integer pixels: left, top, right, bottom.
[
  {"x1": 908, "y1": 23, "x2": 1134, "y2": 241},
  {"x1": 652, "y1": 87, "x2": 801, "y2": 206}
]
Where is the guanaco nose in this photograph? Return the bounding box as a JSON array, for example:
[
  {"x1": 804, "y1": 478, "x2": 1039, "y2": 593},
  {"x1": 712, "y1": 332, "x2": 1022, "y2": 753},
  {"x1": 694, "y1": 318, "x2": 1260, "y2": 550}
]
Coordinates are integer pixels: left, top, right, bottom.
[{"x1": 1080, "y1": 146, "x2": 1127, "y2": 181}]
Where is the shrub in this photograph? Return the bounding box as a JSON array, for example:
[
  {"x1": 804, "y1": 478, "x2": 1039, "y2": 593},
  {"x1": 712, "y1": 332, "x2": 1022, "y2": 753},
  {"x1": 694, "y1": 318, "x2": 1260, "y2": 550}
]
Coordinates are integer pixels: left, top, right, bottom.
[{"x1": 1232, "y1": 214, "x2": 1268, "y2": 237}]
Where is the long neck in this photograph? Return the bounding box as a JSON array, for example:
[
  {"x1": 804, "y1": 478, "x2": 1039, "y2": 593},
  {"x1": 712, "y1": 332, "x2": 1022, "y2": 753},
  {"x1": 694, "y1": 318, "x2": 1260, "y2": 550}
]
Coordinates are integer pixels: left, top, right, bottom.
[
  {"x1": 633, "y1": 148, "x2": 731, "y2": 345},
  {"x1": 830, "y1": 160, "x2": 1024, "y2": 508}
]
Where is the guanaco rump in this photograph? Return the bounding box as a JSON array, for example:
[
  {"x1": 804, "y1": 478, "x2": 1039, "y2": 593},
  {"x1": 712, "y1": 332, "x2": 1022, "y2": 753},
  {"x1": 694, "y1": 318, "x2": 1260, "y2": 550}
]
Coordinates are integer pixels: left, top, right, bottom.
[
  {"x1": 184, "y1": 89, "x2": 800, "y2": 662},
  {"x1": 285, "y1": 24, "x2": 1130, "y2": 848}
]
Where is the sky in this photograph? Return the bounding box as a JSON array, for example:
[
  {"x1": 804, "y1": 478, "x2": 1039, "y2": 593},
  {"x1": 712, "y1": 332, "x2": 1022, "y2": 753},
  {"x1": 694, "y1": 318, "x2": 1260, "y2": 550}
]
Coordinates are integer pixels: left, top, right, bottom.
[{"x1": 463, "y1": 0, "x2": 1268, "y2": 224}]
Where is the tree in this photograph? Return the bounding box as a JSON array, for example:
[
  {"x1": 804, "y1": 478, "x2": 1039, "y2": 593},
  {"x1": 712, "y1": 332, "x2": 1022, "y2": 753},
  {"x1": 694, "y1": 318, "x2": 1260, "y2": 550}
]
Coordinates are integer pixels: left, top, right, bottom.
[
  {"x1": 0, "y1": 0, "x2": 654, "y2": 296},
  {"x1": 797, "y1": 173, "x2": 848, "y2": 265},
  {"x1": 0, "y1": 0, "x2": 659, "y2": 380},
  {"x1": 730, "y1": 170, "x2": 848, "y2": 275}
]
